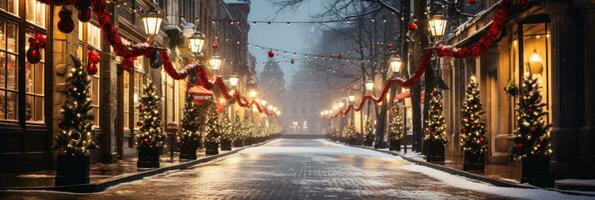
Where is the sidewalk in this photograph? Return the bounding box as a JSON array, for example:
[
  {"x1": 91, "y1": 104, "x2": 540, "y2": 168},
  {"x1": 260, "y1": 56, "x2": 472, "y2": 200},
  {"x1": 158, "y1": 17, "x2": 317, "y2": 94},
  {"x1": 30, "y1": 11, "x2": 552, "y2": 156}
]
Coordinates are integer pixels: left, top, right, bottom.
[
  {"x1": 0, "y1": 140, "x2": 271, "y2": 193},
  {"x1": 333, "y1": 140, "x2": 595, "y2": 196}
]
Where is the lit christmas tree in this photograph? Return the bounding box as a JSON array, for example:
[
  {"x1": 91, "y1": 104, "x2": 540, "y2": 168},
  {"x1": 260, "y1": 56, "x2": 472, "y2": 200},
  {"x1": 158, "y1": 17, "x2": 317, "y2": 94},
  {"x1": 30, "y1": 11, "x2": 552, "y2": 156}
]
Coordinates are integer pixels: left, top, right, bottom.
[
  {"x1": 136, "y1": 80, "x2": 165, "y2": 168},
  {"x1": 53, "y1": 56, "x2": 97, "y2": 185},
  {"x1": 177, "y1": 96, "x2": 210, "y2": 159},
  {"x1": 424, "y1": 89, "x2": 447, "y2": 162},
  {"x1": 343, "y1": 123, "x2": 357, "y2": 145},
  {"x1": 219, "y1": 108, "x2": 233, "y2": 150},
  {"x1": 512, "y1": 74, "x2": 553, "y2": 160},
  {"x1": 388, "y1": 112, "x2": 404, "y2": 151},
  {"x1": 460, "y1": 76, "x2": 487, "y2": 170},
  {"x1": 363, "y1": 120, "x2": 375, "y2": 146},
  {"x1": 232, "y1": 115, "x2": 244, "y2": 147},
  {"x1": 511, "y1": 74, "x2": 554, "y2": 187},
  {"x1": 204, "y1": 103, "x2": 221, "y2": 155},
  {"x1": 54, "y1": 55, "x2": 97, "y2": 156}
]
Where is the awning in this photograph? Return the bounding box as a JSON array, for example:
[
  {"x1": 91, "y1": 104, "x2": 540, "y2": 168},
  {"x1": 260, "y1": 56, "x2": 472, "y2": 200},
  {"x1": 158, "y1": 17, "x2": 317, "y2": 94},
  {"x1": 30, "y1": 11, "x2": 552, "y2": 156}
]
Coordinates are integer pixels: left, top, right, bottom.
[{"x1": 187, "y1": 85, "x2": 214, "y2": 104}]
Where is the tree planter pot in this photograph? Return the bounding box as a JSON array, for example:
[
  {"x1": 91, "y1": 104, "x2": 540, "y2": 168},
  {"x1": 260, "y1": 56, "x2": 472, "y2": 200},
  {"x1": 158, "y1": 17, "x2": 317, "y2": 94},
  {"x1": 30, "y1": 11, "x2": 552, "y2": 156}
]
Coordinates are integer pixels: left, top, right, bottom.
[
  {"x1": 205, "y1": 141, "x2": 219, "y2": 155},
  {"x1": 521, "y1": 155, "x2": 554, "y2": 188},
  {"x1": 137, "y1": 146, "x2": 160, "y2": 168},
  {"x1": 221, "y1": 139, "x2": 232, "y2": 151},
  {"x1": 463, "y1": 151, "x2": 485, "y2": 171},
  {"x1": 425, "y1": 140, "x2": 445, "y2": 163},
  {"x1": 179, "y1": 143, "x2": 198, "y2": 160},
  {"x1": 55, "y1": 154, "x2": 90, "y2": 186},
  {"x1": 389, "y1": 140, "x2": 401, "y2": 151},
  {"x1": 364, "y1": 136, "x2": 374, "y2": 147}
]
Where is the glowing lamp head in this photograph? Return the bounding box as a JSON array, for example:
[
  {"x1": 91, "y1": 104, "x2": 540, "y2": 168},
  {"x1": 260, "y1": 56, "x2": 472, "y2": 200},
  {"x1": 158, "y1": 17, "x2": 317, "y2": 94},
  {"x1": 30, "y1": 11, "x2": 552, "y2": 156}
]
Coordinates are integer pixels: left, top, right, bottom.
[
  {"x1": 209, "y1": 55, "x2": 222, "y2": 71},
  {"x1": 229, "y1": 76, "x2": 239, "y2": 87},
  {"x1": 348, "y1": 95, "x2": 355, "y2": 102},
  {"x1": 249, "y1": 90, "x2": 257, "y2": 98},
  {"x1": 429, "y1": 14, "x2": 447, "y2": 37},
  {"x1": 189, "y1": 31, "x2": 205, "y2": 54},
  {"x1": 142, "y1": 8, "x2": 163, "y2": 36},
  {"x1": 365, "y1": 80, "x2": 374, "y2": 91},
  {"x1": 389, "y1": 55, "x2": 403, "y2": 73},
  {"x1": 261, "y1": 100, "x2": 267, "y2": 106}
]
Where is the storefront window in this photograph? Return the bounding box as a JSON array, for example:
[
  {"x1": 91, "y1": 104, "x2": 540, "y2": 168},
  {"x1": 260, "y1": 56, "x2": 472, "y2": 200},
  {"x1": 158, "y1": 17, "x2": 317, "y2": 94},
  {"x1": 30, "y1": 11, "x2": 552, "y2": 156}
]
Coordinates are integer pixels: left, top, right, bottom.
[
  {"x1": 25, "y1": 0, "x2": 46, "y2": 28},
  {"x1": 133, "y1": 57, "x2": 144, "y2": 130},
  {"x1": 513, "y1": 17, "x2": 552, "y2": 124},
  {"x1": 123, "y1": 70, "x2": 130, "y2": 130},
  {"x1": 0, "y1": 19, "x2": 18, "y2": 121},
  {"x1": 25, "y1": 31, "x2": 44, "y2": 122},
  {"x1": 0, "y1": 0, "x2": 18, "y2": 15},
  {"x1": 78, "y1": 22, "x2": 101, "y2": 126}
]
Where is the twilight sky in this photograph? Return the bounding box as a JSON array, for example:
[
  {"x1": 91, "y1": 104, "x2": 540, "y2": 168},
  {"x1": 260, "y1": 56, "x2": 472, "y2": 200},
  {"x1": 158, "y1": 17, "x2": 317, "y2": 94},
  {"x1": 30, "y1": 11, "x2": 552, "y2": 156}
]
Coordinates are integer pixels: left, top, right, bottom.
[{"x1": 247, "y1": 0, "x2": 326, "y2": 84}]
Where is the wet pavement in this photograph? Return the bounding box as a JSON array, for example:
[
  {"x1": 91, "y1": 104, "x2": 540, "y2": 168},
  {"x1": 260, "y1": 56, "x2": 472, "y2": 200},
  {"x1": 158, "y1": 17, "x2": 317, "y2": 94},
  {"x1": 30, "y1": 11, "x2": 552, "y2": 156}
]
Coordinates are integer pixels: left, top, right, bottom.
[{"x1": 0, "y1": 139, "x2": 512, "y2": 200}]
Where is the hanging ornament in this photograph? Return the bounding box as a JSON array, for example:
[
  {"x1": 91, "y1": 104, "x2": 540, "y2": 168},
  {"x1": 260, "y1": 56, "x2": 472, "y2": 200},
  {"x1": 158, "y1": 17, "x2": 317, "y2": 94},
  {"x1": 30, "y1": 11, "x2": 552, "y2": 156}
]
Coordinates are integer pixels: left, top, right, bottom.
[
  {"x1": 468, "y1": 0, "x2": 477, "y2": 4},
  {"x1": 267, "y1": 50, "x2": 274, "y2": 58},
  {"x1": 150, "y1": 51, "x2": 163, "y2": 69},
  {"x1": 386, "y1": 42, "x2": 393, "y2": 49},
  {"x1": 78, "y1": 9, "x2": 91, "y2": 22},
  {"x1": 408, "y1": 22, "x2": 417, "y2": 31},
  {"x1": 86, "y1": 51, "x2": 100, "y2": 75},
  {"x1": 58, "y1": 8, "x2": 75, "y2": 33},
  {"x1": 26, "y1": 48, "x2": 41, "y2": 64},
  {"x1": 290, "y1": 59, "x2": 295, "y2": 64},
  {"x1": 211, "y1": 42, "x2": 218, "y2": 49},
  {"x1": 74, "y1": 0, "x2": 91, "y2": 10}
]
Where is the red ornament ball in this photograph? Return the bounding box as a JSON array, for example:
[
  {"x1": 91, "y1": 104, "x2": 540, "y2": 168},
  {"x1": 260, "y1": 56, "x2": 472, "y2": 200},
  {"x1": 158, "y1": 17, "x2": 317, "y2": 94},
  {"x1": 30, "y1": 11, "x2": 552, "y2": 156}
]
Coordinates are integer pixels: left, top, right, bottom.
[
  {"x1": 87, "y1": 63, "x2": 98, "y2": 75},
  {"x1": 515, "y1": 143, "x2": 524, "y2": 149},
  {"x1": 68, "y1": 86, "x2": 76, "y2": 93},
  {"x1": 267, "y1": 50, "x2": 275, "y2": 58},
  {"x1": 26, "y1": 48, "x2": 41, "y2": 64},
  {"x1": 408, "y1": 22, "x2": 418, "y2": 31},
  {"x1": 137, "y1": 121, "x2": 143, "y2": 127},
  {"x1": 211, "y1": 42, "x2": 218, "y2": 49},
  {"x1": 468, "y1": 0, "x2": 477, "y2": 4},
  {"x1": 386, "y1": 42, "x2": 393, "y2": 49},
  {"x1": 290, "y1": 59, "x2": 295, "y2": 64}
]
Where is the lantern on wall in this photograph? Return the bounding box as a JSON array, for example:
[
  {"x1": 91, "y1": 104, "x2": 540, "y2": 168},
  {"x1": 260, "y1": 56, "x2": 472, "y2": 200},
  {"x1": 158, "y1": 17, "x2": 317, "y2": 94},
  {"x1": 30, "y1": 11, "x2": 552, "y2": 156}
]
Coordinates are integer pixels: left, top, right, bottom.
[
  {"x1": 428, "y1": 14, "x2": 447, "y2": 38},
  {"x1": 142, "y1": 8, "x2": 163, "y2": 36},
  {"x1": 189, "y1": 31, "x2": 205, "y2": 55}
]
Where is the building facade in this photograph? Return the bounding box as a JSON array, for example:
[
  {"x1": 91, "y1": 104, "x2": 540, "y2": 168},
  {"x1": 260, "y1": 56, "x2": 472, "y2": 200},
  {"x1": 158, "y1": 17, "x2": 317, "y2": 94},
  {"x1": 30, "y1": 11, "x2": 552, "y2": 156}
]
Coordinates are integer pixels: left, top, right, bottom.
[
  {"x1": 0, "y1": 0, "x2": 252, "y2": 173},
  {"x1": 440, "y1": 0, "x2": 595, "y2": 179}
]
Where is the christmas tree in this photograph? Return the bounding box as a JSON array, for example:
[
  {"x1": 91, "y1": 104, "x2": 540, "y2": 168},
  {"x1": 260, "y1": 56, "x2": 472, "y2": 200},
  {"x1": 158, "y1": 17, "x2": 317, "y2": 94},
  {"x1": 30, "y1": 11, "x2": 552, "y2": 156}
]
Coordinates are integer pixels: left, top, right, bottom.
[
  {"x1": 232, "y1": 115, "x2": 243, "y2": 146},
  {"x1": 363, "y1": 120, "x2": 375, "y2": 146},
  {"x1": 460, "y1": 76, "x2": 487, "y2": 156},
  {"x1": 424, "y1": 89, "x2": 447, "y2": 162},
  {"x1": 512, "y1": 74, "x2": 553, "y2": 160},
  {"x1": 204, "y1": 103, "x2": 221, "y2": 154},
  {"x1": 388, "y1": 112, "x2": 404, "y2": 151},
  {"x1": 54, "y1": 55, "x2": 97, "y2": 156},
  {"x1": 135, "y1": 80, "x2": 165, "y2": 148},
  {"x1": 343, "y1": 123, "x2": 357, "y2": 145},
  {"x1": 219, "y1": 108, "x2": 233, "y2": 150},
  {"x1": 177, "y1": 96, "x2": 204, "y2": 148}
]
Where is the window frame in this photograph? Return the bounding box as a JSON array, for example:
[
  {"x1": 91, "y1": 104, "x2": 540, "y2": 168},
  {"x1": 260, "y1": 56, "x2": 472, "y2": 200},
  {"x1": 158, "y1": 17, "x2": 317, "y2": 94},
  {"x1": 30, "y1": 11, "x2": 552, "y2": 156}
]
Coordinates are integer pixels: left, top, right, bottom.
[{"x1": 78, "y1": 22, "x2": 102, "y2": 128}]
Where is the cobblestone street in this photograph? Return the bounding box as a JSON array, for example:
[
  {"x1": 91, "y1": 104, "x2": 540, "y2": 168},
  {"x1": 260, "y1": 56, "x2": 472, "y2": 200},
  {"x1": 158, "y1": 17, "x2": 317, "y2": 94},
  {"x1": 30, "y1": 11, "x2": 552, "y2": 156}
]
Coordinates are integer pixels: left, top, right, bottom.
[{"x1": 0, "y1": 138, "x2": 513, "y2": 200}]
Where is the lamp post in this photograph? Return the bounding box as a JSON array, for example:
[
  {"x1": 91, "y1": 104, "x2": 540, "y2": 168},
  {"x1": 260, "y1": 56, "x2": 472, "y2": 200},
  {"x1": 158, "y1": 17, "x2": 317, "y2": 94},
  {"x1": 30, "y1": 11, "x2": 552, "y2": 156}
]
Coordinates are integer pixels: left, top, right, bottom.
[
  {"x1": 348, "y1": 95, "x2": 355, "y2": 125},
  {"x1": 189, "y1": 30, "x2": 206, "y2": 57},
  {"x1": 365, "y1": 79, "x2": 374, "y2": 124},
  {"x1": 209, "y1": 54, "x2": 222, "y2": 74}
]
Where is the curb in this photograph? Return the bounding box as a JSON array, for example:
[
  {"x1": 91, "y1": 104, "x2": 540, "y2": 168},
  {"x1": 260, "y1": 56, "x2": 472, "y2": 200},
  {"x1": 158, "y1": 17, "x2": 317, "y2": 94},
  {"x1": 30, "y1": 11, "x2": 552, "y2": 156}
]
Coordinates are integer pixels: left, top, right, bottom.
[
  {"x1": 326, "y1": 139, "x2": 528, "y2": 188},
  {"x1": 0, "y1": 139, "x2": 274, "y2": 193},
  {"x1": 329, "y1": 139, "x2": 595, "y2": 197}
]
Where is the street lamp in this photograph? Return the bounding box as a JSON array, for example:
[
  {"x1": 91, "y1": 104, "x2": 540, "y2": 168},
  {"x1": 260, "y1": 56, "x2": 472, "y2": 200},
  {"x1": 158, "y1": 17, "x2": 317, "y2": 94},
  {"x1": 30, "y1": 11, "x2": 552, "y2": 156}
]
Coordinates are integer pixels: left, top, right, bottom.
[
  {"x1": 261, "y1": 100, "x2": 267, "y2": 106},
  {"x1": 365, "y1": 80, "x2": 374, "y2": 91},
  {"x1": 389, "y1": 54, "x2": 403, "y2": 73},
  {"x1": 142, "y1": 8, "x2": 163, "y2": 36},
  {"x1": 189, "y1": 31, "x2": 205, "y2": 55},
  {"x1": 209, "y1": 55, "x2": 222, "y2": 72},
  {"x1": 429, "y1": 14, "x2": 447, "y2": 38},
  {"x1": 249, "y1": 90, "x2": 257, "y2": 98},
  {"x1": 348, "y1": 95, "x2": 355, "y2": 102},
  {"x1": 229, "y1": 76, "x2": 239, "y2": 87}
]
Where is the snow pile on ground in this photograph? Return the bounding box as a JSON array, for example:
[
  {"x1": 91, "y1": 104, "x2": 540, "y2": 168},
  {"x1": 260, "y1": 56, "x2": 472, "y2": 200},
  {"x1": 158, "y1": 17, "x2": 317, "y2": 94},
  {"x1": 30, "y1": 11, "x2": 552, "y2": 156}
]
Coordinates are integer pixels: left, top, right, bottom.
[
  {"x1": 400, "y1": 164, "x2": 593, "y2": 200},
  {"x1": 242, "y1": 139, "x2": 404, "y2": 161}
]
